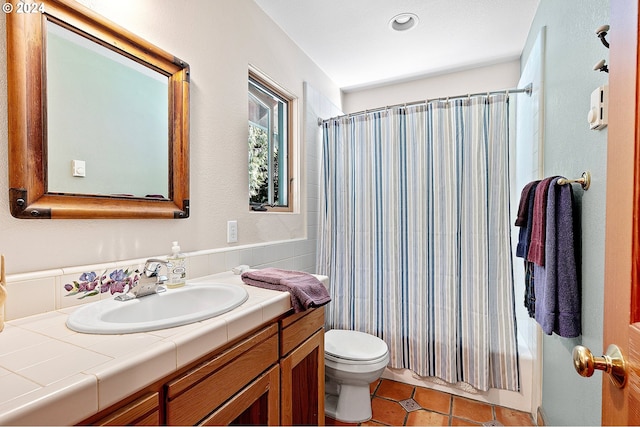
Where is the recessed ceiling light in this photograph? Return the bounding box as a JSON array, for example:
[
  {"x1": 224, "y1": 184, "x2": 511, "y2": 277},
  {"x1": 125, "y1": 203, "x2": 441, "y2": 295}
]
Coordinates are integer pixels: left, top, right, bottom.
[{"x1": 389, "y1": 13, "x2": 419, "y2": 32}]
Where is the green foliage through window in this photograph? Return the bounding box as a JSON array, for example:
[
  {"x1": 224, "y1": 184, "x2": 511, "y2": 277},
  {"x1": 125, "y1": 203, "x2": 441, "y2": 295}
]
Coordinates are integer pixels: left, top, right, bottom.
[
  {"x1": 248, "y1": 75, "x2": 289, "y2": 210},
  {"x1": 248, "y1": 124, "x2": 270, "y2": 201}
]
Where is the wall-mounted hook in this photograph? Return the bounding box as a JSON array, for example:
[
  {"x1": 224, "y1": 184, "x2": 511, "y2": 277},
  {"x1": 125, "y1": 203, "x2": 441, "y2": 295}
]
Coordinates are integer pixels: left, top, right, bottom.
[
  {"x1": 593, "y1": 59, "x2": 609, "y2": 73},
  {"x1": 596, "y1": 24, "x2": 610, "y2": 48}
]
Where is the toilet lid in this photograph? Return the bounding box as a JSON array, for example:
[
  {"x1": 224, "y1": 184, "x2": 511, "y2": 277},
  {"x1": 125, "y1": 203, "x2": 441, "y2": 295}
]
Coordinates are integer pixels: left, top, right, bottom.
[{"x1": 325, "y1": 329, "x2": 388, "y2": 362}]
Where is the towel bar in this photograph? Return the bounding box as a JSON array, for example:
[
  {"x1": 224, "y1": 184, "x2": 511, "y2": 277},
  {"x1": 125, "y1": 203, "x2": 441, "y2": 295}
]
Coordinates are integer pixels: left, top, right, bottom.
[{"x1": 557, "y1": 171, "x2": 591, "y2": 190}]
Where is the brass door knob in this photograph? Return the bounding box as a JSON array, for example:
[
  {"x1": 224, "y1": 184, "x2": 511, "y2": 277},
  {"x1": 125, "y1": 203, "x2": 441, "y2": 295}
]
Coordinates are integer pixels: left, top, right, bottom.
[{"x1": 572, "y1": 344, "x2": 627, "y2": 388}]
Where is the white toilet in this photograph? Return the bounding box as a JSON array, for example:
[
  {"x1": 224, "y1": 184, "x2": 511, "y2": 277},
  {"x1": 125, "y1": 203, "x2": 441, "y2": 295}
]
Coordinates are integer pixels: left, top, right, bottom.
[{"x1": 324, "y1": 329, "x2": 390, "y2": 423}]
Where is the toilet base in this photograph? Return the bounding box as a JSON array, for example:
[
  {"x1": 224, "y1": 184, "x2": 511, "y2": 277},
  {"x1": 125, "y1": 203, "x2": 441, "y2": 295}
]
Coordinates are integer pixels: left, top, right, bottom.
[{"x1": 324, "y1": 383, "x2": 373, "y2": 423}]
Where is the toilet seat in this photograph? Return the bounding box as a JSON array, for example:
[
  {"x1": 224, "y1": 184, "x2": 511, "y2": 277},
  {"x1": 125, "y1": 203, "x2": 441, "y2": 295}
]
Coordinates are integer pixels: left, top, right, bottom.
[
  {"x1": 325, "y1": 329, "x2": 388, "y2": 364},
  {"x1": 325, "y1": 351, "x2": 389, "y2": 365}
]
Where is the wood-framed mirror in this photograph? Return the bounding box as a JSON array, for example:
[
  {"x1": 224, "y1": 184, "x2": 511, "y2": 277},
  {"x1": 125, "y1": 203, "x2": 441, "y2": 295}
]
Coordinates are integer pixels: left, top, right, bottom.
[{"x1": 6, "y1": 0, "x2": 190, "y2": 219}]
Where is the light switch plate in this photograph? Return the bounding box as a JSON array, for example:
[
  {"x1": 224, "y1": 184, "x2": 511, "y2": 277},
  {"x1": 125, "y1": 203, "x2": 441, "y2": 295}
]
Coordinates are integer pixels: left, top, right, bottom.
[
  {"x1": 227, "y1": 220, "x2": 238, "y2": 243},
  {"x1": 72, "y1": 159, "x2": 86, "y2": 177}
]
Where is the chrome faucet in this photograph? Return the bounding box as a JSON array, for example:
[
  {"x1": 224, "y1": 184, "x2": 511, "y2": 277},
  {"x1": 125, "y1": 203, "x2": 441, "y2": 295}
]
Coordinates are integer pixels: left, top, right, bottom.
[{"x1": 115, "y1": 258, "x2": 171, "y2": 301}]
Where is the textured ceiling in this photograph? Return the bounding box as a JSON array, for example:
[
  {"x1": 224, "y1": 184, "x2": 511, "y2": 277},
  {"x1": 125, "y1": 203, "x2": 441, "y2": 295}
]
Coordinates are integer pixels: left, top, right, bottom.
[{"x1": 253, "y1": 0, "x2": 540, "y2": 91}]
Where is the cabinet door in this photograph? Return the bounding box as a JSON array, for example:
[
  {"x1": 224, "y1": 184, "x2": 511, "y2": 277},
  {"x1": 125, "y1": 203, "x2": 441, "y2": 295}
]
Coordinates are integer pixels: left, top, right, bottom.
[
  {"x1": 280, "y1": 307, "x2": 324, "y2": 356},
  {"x1": 165, "y1": 324, "x2": 279, "y2": 425},
  {"x1": 92, "y1": 393, "x2": 160, "y2": 426},
  {"x1": 280, "y1": 329, "x2": 325, "y2": 426},
  {"x1": 201, "y1": 364, "x2": 280, "y2": 426}
]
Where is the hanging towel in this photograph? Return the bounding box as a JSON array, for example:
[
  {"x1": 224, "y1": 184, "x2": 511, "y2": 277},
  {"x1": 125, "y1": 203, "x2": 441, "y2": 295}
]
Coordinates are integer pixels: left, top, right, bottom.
[
  {"x1": 516, "y1": 181, "x2": 539, "y2": 318},
  {"x1": 524, "y1": 261, "x2": 536, "y2": 318},
  {"x1": 527, "y1": 176, "x2": 558, "y2": 266},
  {"x1": 241, "y1": 268, "x2": 331, "y2": 313},
  {"x1": 516, "y1": 181, "x2": 540, "y2": 258},
  {"x1": 515, "y1": 180, "x2": 540, "y2": 227},
  {"x1": 535, "y1": 178, "x2": 581, "y2": 337},
  {"x1": 533, "y1": 263, "x2": 546, "y2": 327}
]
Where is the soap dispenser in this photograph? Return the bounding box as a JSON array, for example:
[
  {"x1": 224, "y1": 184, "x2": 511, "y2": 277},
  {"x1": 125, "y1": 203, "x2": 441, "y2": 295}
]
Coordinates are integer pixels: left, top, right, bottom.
[{"x1": 167, "y1": 241, "x2": 186, "y2": 288}]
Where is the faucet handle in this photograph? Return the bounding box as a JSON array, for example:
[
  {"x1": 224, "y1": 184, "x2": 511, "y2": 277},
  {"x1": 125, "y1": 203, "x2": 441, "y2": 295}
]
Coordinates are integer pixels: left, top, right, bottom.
[{"x1": 143, "y1": 258, "x2": 172, "y2": 277}]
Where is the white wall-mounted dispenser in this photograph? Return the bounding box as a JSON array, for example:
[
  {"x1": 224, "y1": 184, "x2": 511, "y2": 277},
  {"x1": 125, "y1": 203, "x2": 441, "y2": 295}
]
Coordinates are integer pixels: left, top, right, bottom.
[{"x1": 588, "y1": 84, "x2": 608, "y2": 130}]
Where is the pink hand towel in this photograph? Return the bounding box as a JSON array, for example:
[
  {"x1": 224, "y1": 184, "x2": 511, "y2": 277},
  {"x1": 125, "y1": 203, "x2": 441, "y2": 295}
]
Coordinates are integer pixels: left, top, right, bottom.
[
  {"x1": 527, "y1": 176, "x2": 557, "y2": 266},
  {"x1": 241, "y1": 268, "x2": 331, "y2": 313}
]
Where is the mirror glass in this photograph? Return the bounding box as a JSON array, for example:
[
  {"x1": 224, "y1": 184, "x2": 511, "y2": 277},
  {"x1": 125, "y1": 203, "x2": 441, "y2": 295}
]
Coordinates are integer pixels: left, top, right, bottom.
[{"x1": 46, "y1": 21, "x2": 169, "y2": 198}]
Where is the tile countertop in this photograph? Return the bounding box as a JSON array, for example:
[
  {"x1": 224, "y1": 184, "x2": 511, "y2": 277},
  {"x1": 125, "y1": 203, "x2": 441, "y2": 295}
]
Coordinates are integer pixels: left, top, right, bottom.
[{"x1": 0, "y1": 271, "x2": 329, "y2": 426}]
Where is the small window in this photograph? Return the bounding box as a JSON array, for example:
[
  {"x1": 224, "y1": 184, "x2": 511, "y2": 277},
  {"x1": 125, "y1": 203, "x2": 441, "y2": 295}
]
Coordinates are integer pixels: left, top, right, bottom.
[{"x1": 248, "y1": 72, "x2": 292, "y2": 211}]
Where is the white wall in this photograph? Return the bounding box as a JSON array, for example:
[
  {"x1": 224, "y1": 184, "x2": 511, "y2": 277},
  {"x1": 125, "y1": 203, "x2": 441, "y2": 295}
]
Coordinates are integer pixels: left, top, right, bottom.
[
  {"x1": 342, "y1": 60, "x2": 521, "y2": 114},
  {"x1": 0, "y1": 0, "x2": 341, "y2": 275}
]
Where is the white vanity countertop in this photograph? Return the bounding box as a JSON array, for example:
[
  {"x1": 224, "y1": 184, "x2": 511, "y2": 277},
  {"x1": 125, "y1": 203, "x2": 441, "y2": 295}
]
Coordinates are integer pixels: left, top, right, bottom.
[{"x1": 0, "y1": 271, "x2": 327, "y2": 426}]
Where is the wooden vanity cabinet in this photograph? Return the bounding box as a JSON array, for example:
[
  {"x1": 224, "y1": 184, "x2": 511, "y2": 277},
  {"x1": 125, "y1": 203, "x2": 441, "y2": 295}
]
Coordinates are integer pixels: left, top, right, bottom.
[
  {"x1": 165, "y1": 324, "x2": 279, "y2": 425},
  {"x1": 91, "y1": 392, "x2": 160, "y2": 426},
  {"x1": 279, "y1": 307, "x2": 325, "y2": 426},
  {"x1": 78, "y1": 307, "x2": 325, "y2": 426},
  {"x1": 200, "y1": 364, "x2": 280, "y2": 425}
]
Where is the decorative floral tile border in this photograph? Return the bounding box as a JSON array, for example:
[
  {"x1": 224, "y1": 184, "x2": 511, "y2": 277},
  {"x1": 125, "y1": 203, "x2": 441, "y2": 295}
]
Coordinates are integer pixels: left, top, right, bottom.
[{"x1": 64, "y1": 268, "x2": 140, "y2": 299}]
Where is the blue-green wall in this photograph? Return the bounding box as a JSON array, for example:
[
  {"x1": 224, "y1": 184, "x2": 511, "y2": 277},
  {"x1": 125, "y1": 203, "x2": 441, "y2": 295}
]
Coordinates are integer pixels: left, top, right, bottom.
[{"x1": 521, "y1": 1, "x2": 609, "y2": 425}]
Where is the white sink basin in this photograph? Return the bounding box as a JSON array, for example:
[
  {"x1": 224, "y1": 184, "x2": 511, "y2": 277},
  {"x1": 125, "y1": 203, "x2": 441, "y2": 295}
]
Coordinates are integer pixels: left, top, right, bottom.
[{"x1": 66, "y1": 283, "x2": 249, "y2": 334}]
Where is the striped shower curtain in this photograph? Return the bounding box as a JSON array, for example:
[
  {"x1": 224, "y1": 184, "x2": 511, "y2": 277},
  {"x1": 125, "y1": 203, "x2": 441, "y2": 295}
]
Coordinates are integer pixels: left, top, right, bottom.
[{"x1": 317, "y1": 94, "x2": 519, "y2": 392}]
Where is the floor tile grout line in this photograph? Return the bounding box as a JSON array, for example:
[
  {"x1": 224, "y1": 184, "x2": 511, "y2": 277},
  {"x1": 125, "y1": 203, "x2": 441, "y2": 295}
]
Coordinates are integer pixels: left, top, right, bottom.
[{"x1": 373, "y1": 379, "x2": 537, "y2": 426}]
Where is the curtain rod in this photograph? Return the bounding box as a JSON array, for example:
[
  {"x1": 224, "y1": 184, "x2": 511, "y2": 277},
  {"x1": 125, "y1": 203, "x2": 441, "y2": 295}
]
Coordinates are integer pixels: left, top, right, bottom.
[{"x1": 317, "y1": 82, "x2": 533, "y2": 126}]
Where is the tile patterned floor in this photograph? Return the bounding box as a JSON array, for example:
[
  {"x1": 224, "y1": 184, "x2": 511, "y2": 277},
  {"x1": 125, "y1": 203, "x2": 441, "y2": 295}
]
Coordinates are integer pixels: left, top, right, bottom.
[{"x1": 326, "y1": 379, "x2": 536, "y2": 426}]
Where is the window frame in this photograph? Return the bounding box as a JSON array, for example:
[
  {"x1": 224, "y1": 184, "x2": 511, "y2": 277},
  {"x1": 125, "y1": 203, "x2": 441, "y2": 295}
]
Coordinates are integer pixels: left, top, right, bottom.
[{"x1": 248, "y1": 69, "x2": 295, "y2": 213}]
